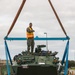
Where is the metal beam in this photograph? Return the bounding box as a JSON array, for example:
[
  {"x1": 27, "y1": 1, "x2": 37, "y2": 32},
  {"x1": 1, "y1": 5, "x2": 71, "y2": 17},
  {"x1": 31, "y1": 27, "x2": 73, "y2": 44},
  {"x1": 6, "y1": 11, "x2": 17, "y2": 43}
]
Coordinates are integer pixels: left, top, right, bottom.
[{"x1": 4, "y1": 37, "x2": 70, "y2": 41}]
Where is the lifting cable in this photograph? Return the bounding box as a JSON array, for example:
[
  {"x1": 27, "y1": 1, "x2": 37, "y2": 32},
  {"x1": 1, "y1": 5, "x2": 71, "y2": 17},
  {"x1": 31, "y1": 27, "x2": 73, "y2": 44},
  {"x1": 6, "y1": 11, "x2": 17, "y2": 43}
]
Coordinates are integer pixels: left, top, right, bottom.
[
  {"x1": 6, "y1": 0, "x2": 26, "y2": 37},
  {"x1": 48, "y1": 0, "x2": 68, "y2": 37},
  {"x1": 6, "y1": 0, "x2": 68, "y2": 37}
]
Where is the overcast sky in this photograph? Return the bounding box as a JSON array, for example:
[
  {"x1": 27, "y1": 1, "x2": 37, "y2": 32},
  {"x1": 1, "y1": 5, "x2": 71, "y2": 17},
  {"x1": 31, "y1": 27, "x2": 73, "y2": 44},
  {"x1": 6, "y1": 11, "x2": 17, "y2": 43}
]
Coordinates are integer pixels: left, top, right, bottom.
[{"x1": 0, "y1": 0, "x2": 75, "y2": 60}]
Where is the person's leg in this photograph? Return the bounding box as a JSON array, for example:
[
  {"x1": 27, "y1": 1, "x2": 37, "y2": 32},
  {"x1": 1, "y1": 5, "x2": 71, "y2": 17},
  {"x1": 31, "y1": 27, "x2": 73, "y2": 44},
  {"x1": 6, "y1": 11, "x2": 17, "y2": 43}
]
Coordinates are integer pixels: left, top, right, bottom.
[
  {"x1": 31, "y1": 38, "x2": 34, "y2": 53},
  {"x1": 27, "y1": 39, "x2": 30, "y2": 52}
]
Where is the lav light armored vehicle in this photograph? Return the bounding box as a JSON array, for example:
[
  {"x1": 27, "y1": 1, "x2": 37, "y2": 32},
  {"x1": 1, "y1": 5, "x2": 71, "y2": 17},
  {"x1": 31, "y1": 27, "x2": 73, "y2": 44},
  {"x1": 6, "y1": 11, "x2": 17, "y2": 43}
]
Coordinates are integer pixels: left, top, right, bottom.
[{"x1": 12, "y1": 45, "x2": 64, "y2": 75}]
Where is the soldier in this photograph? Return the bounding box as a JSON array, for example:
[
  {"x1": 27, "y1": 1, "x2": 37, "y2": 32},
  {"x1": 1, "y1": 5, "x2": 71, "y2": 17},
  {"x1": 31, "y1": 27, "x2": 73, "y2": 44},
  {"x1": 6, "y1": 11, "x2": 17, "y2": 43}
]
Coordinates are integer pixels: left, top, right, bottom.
[{"x1": 26, "y1": 22, "x2": 35, "y2": 53}]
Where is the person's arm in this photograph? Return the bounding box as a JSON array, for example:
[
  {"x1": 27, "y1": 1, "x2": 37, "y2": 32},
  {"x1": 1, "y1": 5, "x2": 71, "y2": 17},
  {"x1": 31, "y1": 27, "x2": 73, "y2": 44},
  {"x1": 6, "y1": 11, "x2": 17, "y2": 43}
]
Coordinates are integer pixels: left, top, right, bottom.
[{"x1": 26, "y1": 27, "x2": 35, "y2": 33}]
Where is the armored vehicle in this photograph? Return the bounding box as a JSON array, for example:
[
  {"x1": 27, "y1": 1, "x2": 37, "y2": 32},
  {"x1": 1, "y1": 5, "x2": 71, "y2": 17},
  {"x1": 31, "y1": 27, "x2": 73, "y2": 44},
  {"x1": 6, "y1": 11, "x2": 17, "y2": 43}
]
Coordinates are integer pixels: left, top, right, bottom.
[{"x1": 12, "y1": 45, "x2": 64, "y2": 75}]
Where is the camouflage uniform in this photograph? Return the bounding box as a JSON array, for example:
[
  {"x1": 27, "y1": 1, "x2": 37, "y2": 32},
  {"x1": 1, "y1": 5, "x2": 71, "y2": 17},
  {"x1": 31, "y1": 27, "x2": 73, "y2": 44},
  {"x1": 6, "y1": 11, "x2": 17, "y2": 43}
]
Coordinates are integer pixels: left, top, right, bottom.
[{"x1": 26, "y1": 26, "x2": 35, "y2": 53}]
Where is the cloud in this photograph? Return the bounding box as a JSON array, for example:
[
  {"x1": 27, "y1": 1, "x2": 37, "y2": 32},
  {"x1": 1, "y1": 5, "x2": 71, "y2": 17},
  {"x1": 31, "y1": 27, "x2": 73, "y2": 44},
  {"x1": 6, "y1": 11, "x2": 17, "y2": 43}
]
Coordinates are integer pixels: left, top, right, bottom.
[{"x1": 0, "y1": 0, "x2": 75, "y2": 60}]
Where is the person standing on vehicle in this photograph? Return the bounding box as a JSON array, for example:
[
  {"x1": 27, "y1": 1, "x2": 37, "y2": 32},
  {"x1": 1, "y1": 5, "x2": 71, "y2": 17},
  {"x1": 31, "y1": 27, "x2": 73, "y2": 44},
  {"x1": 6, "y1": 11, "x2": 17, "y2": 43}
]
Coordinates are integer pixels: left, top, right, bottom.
[{"x1": 26, "y1": 22, "x2": 35, "y2": 53}]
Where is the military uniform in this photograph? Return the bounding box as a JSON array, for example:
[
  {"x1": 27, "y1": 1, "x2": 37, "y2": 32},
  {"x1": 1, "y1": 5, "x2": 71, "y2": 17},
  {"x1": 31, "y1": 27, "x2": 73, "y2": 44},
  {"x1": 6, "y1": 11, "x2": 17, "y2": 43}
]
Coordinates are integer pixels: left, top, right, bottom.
[{"x1": 26, "y1": 26, "x2": 35, "y2": 53}]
